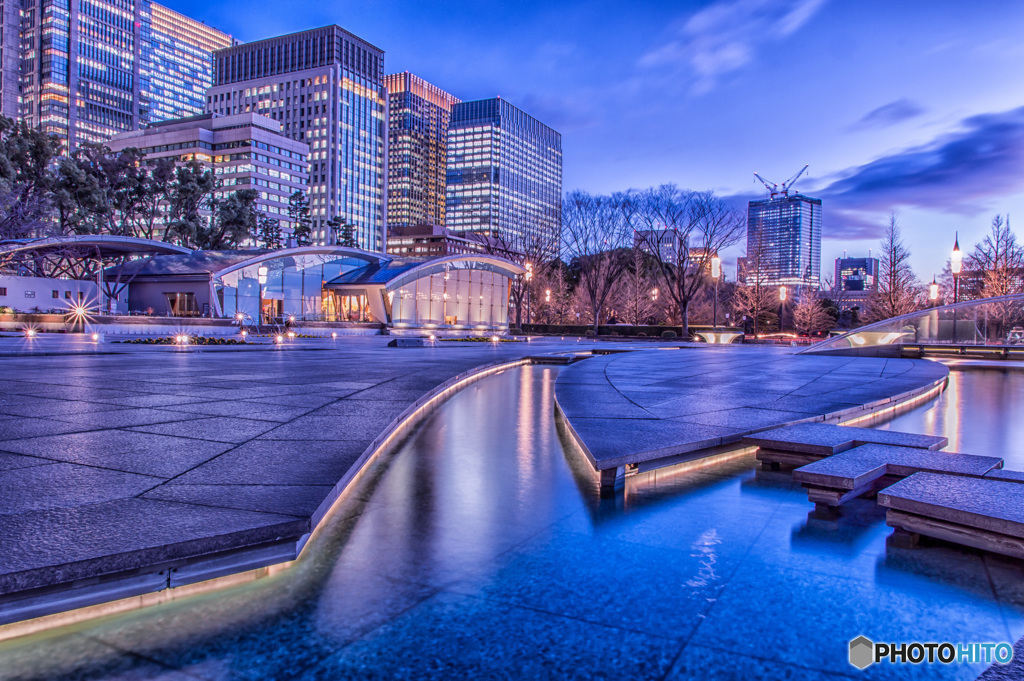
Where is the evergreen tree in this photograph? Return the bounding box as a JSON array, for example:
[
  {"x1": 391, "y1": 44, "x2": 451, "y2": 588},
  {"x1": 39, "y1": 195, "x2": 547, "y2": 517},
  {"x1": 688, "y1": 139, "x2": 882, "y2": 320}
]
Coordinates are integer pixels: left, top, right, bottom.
[
  {"x1": 257, "y1": 214, "x2": 283, "y2": 249},
  {"x1": 288, "y1": 191, "x2": 312, "y2": 245}
]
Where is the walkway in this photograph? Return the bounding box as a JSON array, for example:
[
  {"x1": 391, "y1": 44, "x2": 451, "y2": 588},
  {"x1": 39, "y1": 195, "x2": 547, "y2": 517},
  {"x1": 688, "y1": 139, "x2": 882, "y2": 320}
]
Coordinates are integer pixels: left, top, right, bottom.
[{"x1": 555, "y1": 347, "x2": 949, "y2": 479}]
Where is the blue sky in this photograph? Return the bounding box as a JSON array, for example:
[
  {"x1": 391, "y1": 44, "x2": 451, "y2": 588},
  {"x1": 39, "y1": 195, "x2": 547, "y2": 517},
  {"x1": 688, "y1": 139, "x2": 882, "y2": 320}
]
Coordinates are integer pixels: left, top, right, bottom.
[{"x1": 166, "y1": 0, "x2": 1024, "y2": 280}]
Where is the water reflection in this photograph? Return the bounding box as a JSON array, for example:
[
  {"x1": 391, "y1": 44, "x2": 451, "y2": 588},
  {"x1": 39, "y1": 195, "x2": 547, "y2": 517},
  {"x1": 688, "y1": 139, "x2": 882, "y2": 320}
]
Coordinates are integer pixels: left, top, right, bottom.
[
  {"x1": 877, "y1": 363, "x2": 1024, "y2": 468},
  {"x1": 0, "y1": 364, "x2": 1022, "y2": 680}
]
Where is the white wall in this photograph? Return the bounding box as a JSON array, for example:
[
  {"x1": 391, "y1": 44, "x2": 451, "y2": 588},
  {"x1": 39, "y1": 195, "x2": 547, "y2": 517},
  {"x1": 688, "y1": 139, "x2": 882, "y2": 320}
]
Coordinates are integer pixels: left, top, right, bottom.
[{"x1": 0, "y1": 275, "x2": 99, "y2": 313}]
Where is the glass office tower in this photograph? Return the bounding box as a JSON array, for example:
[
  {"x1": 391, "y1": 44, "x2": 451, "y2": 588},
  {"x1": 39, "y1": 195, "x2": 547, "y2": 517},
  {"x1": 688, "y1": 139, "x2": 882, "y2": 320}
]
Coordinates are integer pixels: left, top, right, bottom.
[
  {"x1": 144, "y1": 3, "x2": 233, "y2": 124},
  {"x1": 208, "y1": 26, "x2": 388, "y2": 251},
  {"x1": 383, "y1": 72, "x2": 459, "y2": 231},
  {"x1": 17, "y1": 0, "x2": 230, "y2": 147},
  {"x1": 446, "y1": 98, "x2": 562, "y2": 253},
  {"x1": 746, "y1": 193, "x2": 822, "y2": 289}
]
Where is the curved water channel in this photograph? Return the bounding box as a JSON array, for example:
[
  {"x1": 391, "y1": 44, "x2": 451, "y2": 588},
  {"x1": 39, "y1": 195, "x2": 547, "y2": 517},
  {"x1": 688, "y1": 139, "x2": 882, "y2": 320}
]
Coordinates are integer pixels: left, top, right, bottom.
[{"x1": 1, "y1": 361, "x2": 1023, "y2": 680}]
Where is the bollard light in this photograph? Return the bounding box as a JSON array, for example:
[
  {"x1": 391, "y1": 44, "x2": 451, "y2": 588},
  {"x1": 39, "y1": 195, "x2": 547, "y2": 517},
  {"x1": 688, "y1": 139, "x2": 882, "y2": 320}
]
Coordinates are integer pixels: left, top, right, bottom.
[
  {"x1": 491, "y1": 335, "x2": 499, "y2": 342},
  {"x1": 331, "y1": 332, "x2": 337, "y2": 339},
  {"x1": 275, "y1": 334, "x2": 284, "y2": 344},
  {"x1": 240, "y1": 330, "x2": 247, "y2": 337},
  {"x1": 25, "y1": 329, "x2": 36, "y2": 338},
  {"x1": 91, "y1": 333, "x2": 99, "y2": 342}
]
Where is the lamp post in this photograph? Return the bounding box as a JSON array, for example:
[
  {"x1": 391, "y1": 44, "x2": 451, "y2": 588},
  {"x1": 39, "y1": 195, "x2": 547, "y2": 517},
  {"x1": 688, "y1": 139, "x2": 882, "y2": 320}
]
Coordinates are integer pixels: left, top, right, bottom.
[
  {"x1": 951, "y1": 233, "x2": 962, "y2": 304},
  {"x1": 929, "y1": 277, "x2": 939, "y2": 307},
  {"x1": 778, "y1": 285, "x2": 787, "y2": 333},
  {"x1": 524, "y1": 262, "x2": 533, "y2": 326},
  {"x1": 951, "y1": 233, "x2": 962, "y2": 344},
  {"x1": 711, "y1": 255, "x2": 721, "y2": 328}
]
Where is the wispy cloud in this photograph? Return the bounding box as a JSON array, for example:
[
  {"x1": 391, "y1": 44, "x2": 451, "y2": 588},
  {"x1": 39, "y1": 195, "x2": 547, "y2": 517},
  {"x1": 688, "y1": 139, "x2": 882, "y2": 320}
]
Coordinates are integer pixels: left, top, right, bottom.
[
  {"x1": 849, "y1": 99, "x2": 926, "y2": 131},
  {"x1": 640, "y1": 0, "x2": 828, "y2": 93},
  {"x1": 820, "y1": 106, "x2": 1024, "y2": 238}
]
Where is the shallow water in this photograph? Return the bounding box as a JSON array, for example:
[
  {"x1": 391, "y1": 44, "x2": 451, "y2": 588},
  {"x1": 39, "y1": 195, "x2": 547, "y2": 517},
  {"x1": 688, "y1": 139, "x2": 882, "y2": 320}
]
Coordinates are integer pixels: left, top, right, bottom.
[
  {"x1": 1, "y1": 363, "x2": 1023, "y2": 680},
  {"x1": 878, "y1": 363, "x2": 1024, "y2": 468}
]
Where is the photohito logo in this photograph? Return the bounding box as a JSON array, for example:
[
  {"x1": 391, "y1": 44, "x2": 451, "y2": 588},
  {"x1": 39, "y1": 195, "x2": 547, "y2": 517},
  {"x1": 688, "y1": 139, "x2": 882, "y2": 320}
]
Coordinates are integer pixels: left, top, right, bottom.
[{"x1": 849, "y1": 636, "x2": 1014, "y2": 670}]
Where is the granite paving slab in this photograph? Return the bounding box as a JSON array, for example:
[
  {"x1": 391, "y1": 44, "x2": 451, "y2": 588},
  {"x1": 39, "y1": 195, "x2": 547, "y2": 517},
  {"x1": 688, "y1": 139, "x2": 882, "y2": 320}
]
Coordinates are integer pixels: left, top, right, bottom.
[
  {"x1": 556, "y1": 348, "x2": 949, "y2": 472},
  {"x1": 0, "y1": 463, "x2": 162, "y2": 515},
  {"x1": 792, "y1": 443, "x2": 1003, "y2": 507},
  {"x1": 742, "y1": 422, "x2": 947, "y2": 456},
  {"x1": 142, "y1": 484, "x2": 333, "y2": 518},
  {"x1": 879, "y1": 473, "x2": 1024, "y2": 538}
]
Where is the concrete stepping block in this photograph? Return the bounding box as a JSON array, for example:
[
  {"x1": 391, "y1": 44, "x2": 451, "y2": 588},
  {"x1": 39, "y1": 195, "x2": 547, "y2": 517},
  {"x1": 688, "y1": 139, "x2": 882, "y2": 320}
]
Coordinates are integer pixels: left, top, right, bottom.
[
  {"x1": 793, "y1": 443, "x2": 1003, "y2": 508},
  {"x1": 985, "y1": 469, "x2": 1024, "y2": 483},
  {"x1": 878, "y1": 472, "x2": 1024, "y2": 559},
  {"x1": 742, "y1": 422, "x2": 947, "y2": 468}
]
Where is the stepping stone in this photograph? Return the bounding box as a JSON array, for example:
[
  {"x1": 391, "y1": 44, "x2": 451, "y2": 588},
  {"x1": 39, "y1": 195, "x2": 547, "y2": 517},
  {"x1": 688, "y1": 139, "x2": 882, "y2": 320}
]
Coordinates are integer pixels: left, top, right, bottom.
[
  {"x1": 742, "y1": 422, "x2": 947, "y2": 468},
  {"x1": 793, "y1": 443, "x2": 1003, "y2": 508},
  {"x1": 878, "y1": 472, "x2": 1024, "y2": 559},
  {"x1": 985, "y1": 469, "x2": 1024, "y2": 483}
]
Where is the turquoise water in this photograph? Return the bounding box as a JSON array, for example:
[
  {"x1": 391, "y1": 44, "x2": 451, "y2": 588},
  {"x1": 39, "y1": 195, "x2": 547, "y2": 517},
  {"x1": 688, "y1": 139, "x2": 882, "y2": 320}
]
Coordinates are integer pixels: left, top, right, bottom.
[{"x1": 0, "y1": 363, "x2": 1021, "y2": 680}]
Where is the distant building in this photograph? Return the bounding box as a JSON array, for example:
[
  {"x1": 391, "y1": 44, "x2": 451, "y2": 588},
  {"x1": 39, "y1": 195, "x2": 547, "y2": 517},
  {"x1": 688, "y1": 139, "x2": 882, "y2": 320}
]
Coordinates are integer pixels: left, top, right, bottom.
[
  {"x1": 635, "y1": 230, "x2": 682, "y2": 265},
  {"x1": 386, "y1": 224, "x2": 497, "y2": 258},
  {"x1": 0, "y1": 0, "x2": 18, "y2": 120},
  {"x1": 107, "y1": 113, "x2": 309, "y2": 239},
  {"x1": 834, "y1": 256, "x2": 878, "y2": 291},
  {"x1": 16, "y1": 1, "x2": 231, "y2": 147},
  {"x1": 446, "y1": 98, "x2": 562, "y2": 253},
  {"x1": 145, "y1": 4, "x2": 236, "y2": 124},
  {"x1": 208, "y1": 26, "x2": 388, "y2": 250},
  {"x1": 746, "y1": 193, "x2": 822, "y2": 289},
  {"x1": 383, "y1": 73, "x2": 459, "y2": 231}
]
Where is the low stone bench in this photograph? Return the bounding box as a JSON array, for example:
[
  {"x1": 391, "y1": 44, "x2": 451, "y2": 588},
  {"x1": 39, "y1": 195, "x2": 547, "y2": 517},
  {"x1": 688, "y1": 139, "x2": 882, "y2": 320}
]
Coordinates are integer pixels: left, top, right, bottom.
[
  {"x1": 793, "y1": 444, "x2": 1003, "y2": 509},
  {"x1": 742, "y1": 423, "x2": 947, "y2": 469},
  {"x1": 878, "y1": 472, "x2": 1024, "y2": 559}
]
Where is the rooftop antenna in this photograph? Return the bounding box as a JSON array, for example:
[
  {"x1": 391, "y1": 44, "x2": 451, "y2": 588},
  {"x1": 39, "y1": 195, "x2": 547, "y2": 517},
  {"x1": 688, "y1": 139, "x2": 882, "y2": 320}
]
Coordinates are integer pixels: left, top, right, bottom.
[{"x1": 753, "y1": 164, "x2": 810, "y2": 199}]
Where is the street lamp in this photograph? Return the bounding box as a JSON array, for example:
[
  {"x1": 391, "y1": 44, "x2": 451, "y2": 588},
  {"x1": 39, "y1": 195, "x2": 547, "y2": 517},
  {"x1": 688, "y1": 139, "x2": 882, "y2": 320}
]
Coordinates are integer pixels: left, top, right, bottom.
[
  {"x1": 711, "y1": 255, "x2": 721, "y2": 328},
  {"x1": 950, "y1": 233, "x2": 962, "y2": 304},
  {"x1": 929, "y1": 277, "x2": 939, "y2": 306},
  {"x1": 778, "y1": 285, "x2": 787, "y2": 334},
  {"x1": 524, "y1": 262, "x2": 533, "y2": 325}
]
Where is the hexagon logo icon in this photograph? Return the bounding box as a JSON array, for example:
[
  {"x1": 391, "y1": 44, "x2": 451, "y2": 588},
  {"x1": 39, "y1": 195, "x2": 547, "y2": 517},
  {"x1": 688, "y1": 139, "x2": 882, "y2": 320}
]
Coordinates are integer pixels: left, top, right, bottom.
[{"x1": 849, "y1": 636, "x2": 875, "y2": 670}]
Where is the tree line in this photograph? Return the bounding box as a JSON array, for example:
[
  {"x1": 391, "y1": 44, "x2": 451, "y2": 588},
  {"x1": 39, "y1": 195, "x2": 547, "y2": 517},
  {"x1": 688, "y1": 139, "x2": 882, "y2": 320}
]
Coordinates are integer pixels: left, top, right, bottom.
[{"x1": 0, "y1": 116, "x2": 363, "y2": 250}]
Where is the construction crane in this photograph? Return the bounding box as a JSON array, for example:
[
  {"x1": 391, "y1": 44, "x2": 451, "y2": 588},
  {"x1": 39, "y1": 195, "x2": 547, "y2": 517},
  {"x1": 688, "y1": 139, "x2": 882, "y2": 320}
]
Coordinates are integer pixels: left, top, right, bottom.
[{"x1": 753, "y1": 164, "x2": 809, "y2": 199}]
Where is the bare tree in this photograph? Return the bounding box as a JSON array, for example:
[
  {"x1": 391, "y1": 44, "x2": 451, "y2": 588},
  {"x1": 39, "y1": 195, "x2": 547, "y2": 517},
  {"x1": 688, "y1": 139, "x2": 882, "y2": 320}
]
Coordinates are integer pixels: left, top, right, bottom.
[
  {"x1": 613, "y1": 244, "x2": 659, "y2": 325},
  {"x1": 732, "y1": 226, "x2": 777, "y2": 336},
  {"x1": 792, "y1": 293, "x2": 836, "y2": 337},
  {"x1": 866, "y1": 214, "x2": 920, "y2": 322},
  {"x1": 562, "y1": 190, "x2": 631, "y2": 332},
  {"x1": 966, "y1": 215, "x2": 1024, "y2": 336},
  {"x1": 618, "y1": 185, "x2": 745, "y2": 337}
]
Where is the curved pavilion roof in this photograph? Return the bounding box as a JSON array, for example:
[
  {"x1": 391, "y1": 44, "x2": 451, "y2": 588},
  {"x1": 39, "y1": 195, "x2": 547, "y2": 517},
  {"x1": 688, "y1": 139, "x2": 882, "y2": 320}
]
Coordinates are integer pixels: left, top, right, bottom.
[{"x1": 0, "y1": 235, "x2": 192, "y2": 258}]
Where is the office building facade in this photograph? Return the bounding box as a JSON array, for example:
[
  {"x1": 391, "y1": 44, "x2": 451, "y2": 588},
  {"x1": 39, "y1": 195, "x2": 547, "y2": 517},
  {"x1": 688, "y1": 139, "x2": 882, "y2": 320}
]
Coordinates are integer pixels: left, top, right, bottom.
[
  {"x1": 207, "y1": 26, "x2": 388, "y2": 251},
  {"x1": 107, "y1": 112, "x2": 309, "y2": 240},
  {"x1": 15, "y1": 1, "x2": 230, "y2": 147},
  {"x1": 834, "y1": 256, "x2": 878, "y2": 291},
  {"x1": 144, "y1": 3, "x2": 234, "y2": 124},
  {"x1": 383, "y1": 72, "x2": 458, "y2": 231},
  {"x1": 0, "y1": 0, "x2": 18, "y2": 119},
  {"x1": 746, "y1": 193, "x2": 822, "y2": 289},
  {"x1": 446, "y1": 98, "x2": 561, "y2": 252}
]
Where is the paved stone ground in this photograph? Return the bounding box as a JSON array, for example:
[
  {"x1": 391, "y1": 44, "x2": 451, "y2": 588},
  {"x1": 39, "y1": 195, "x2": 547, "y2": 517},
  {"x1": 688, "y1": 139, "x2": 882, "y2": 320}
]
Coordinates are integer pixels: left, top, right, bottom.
[
  {"x1": 0, "y1": 336, "x2": 608, "y2": 611},
  {"x1": 556, "y1": 347, "x2": 950, "y2": 470}
]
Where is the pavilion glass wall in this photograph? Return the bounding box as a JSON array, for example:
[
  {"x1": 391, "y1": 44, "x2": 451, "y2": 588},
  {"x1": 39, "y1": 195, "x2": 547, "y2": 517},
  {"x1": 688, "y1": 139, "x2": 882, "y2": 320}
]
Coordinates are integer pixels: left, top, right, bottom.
[
  {"x1": 216, "y1": 255, "x2": 373, "y2": 322},
  {"x1": 390, "y1": 266, "x2": 509, "y2": 328}
]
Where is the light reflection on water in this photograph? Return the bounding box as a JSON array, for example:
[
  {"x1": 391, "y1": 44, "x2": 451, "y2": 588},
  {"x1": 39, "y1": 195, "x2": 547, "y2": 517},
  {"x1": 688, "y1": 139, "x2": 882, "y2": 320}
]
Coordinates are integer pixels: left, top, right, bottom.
[
  {"x1": 1, "y1": 364, "x2": 1023, "y2": 680},
  {"x1": 877, "y1": 363, "x2": 1024, "y2": 468}
]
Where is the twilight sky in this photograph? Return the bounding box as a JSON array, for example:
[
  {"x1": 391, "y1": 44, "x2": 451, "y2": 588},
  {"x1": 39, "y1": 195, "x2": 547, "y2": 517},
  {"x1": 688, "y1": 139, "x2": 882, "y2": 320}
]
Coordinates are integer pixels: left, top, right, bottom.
[{"x1": 166, "y1": 0, "x2": 1024, "y2": 280}]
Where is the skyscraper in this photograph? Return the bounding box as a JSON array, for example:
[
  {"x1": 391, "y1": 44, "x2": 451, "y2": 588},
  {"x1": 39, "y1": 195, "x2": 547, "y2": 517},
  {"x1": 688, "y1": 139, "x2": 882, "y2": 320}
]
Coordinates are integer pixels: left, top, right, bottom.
[
  {"x1": 144, "y1": 3, "x2": 234, "y2": 124},
  {"x1": 383, "y1": 72, "x2": 459, "y2": 231},
  {"x1": 746, "y1": 193, "x2": 822, "y2": 289},
  {"x1": 445, "y1": 98, "x2": 562, "y2": 252},
  {"x1": 208, "y1": 26, "x2": 388, "y2": 250},
  {"x1": 16, "y1": 1, "x2": 230, "y2": 147},
  {"x1": 834, "y1": 256, "x2": 878, "y2": 291},
  {"x1": 0, "y1": 0, "x2": 18, "y2": 119}
]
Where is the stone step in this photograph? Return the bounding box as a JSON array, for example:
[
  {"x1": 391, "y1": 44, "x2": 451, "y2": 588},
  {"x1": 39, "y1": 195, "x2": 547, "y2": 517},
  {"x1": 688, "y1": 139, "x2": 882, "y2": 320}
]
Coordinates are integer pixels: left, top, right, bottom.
[
  {"x1": 744, "y1": 422, "x2": 947, "y2": 469},
  {"x1": 793, "y1": 443, "x2": 1003, "y2": 508}
]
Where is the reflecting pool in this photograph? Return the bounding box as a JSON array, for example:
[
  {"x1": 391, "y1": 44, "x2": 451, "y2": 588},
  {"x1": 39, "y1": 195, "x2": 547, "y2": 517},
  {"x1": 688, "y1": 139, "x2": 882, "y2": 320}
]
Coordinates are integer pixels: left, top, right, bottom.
[{"x1": 1, "y1": 363, "x2": 1022, "y2": 680}]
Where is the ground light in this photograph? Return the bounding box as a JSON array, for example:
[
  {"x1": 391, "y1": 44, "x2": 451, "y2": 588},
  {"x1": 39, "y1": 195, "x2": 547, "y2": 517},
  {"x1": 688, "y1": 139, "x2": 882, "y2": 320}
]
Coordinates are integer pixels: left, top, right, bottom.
[
  {"x1": 91, "y1": 333, "x2": 99, "y2": 342},
  {"x1": 24, "y1": 328, "x2": 36, "y2": 338},
  {"x1": 275, "y1": 335, "x2": 284, "y2": 344},
  {"x1": 331, "y1": 332, "x2": 337, "y2": 339},
  {"x1": 240, "y1": 331, "x2": 247, "y2": 338}
]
